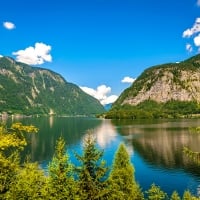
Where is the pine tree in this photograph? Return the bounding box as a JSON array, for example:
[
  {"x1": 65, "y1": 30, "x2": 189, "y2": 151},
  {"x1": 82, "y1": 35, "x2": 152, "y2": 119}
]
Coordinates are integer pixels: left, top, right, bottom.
[
  {"x1": 75, "y1": 133, "x2": 109, "y2": 200},
  {"x1": 47, "y1": 137, "x2": 77, "y2": 200},
  {"x1": 108, "y1": 143, "x2": 144, "y2": 200},
  {"x1": 146, "y1": 183, "x2": 167, "y2": 200},
  {"x1": 170, "y1": 191, "x2": 181, "y2": 200},
  {"x1": 182, "y1": 190, "x2": 200, "y2": 200}
]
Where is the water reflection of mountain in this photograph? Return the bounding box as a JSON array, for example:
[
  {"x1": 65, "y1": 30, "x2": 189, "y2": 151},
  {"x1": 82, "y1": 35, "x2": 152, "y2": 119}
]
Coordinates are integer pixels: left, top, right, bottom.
[
  {"x1": 21, "y1": 117, "x2": 102, "y2": 162},
  {"x1": 111, "y1": 119, "x2": 200, "y2": 177}
]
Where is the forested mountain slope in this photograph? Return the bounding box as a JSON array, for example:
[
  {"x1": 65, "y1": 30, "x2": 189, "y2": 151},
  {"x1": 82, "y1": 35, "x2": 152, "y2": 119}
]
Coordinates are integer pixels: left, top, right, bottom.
[{"x1": 0, "y1": 57, "x2": 105, "y2": 116}]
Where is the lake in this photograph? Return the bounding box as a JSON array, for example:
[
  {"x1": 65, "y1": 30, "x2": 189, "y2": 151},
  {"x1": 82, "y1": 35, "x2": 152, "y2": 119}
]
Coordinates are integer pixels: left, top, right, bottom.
[{"x1": 5, "y1": 117, "x2": 200, "y2": 197}]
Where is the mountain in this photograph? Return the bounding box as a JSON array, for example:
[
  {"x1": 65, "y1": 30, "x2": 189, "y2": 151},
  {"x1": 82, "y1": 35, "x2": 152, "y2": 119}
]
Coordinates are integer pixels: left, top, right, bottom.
[
  {"x1": 115, "y1": 54, "x2": 200, "y2": 106},
  {"x1": 105, "y1": 54, "x2": 200, "y2": 119},
  {"x1": 0, "y1": 57, "x2": 105, "y2": 116}
]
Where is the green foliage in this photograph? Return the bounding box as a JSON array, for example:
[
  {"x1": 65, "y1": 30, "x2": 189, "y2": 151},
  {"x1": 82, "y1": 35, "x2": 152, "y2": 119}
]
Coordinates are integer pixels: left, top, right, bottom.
[
  {"x1": 0, "y1": 56, "x2": 105, "y2": 116},
  {"x1": 1, "y1": 122, "x2": 200, "y2": 199},
  {"x1": 104, "y1": 100, "x2": 200, "y2": 119},
  {"x1": 163, "y1": 101, "x2": 200, "y2": 116},
  {"x1": 0, "y1": 151, "x2": 19, "y2": 197},
  {"x1": 108, "y1": 143, "x2": 144, "y2": 200},
  {"x1": 0, "y1": 123, "x2": 38, "y2": 197},
  {"x1": 0, "y1": 122, "x2": 38, "y2": 151},
  {"x1": 146, "y1": 184, "x2": 168, "y2": 200},
  {"x1": 189, "y1": 126, "x2": 200, "y2": 134},
  {"x1": 6, "y1": 162, "x2": 47, "y2": 200},
  {"x1": 75, "y1": 133, "x2": 109, "y2": 200},
  {"x1": 182, "y1": 190, "x2": 200, "y2": 200},
  {"x1": 170, "y1": 191, "x2": 181, "y2": 200},
  {"x1": 47, "y1": 137, "x2": 77, "y2": 199},
  {"x1": 183, "y1": 147, "x2": 200, "y2": 165}
]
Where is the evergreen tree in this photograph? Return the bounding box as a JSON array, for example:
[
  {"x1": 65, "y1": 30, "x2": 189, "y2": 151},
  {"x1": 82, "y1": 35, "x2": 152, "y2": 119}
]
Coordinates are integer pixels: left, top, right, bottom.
[
  {"x1": 182, "y1": 190, "x2": 200, "y2": 200},
  {"x1": 6, "y1": 162, "x2": 47, "y2": 200},
  {"x1": 170, "y1": 191, "x2": 181, "y2": 200},
  {"x1": 47, "y1": 137, "x2": 77, "y2": 200},
  {"x1": 75, "y1": 133, "x2": 109, "y2": 200},
  {"x1": 108, "y1": 143, "x2": 144, "y2": 200},
  {"x1": 146, "y1": 183, "x2": 167, "y2": 200}
]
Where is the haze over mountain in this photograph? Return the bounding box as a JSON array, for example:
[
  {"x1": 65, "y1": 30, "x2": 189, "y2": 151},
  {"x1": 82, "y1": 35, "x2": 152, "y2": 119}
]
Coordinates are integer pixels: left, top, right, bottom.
[{"x1": 0, "y1": 57, "x2": 105, "y2": 116}]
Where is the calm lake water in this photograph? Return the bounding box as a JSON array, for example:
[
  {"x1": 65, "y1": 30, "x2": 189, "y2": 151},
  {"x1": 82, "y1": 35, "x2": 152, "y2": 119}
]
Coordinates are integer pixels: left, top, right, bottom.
[{"x1": 5, "y1": 117, "x2": 200, "y2": 197}]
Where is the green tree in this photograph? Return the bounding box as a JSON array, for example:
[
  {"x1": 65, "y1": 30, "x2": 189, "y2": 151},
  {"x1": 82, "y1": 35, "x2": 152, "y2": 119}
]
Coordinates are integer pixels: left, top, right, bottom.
[
  {"x1": 6, "y1": 162, "x2": 47, "y2": 200},
  {"x1": 108, "y1": 143, "x2": 144, "y2": 200},
  {"x1": 0, "y1": 122, "x2": 38, "y2": 152},
  {"x1": 47, "y1": 137, "x2": 77, "y2": 200},
  {"x1": 75, "y1": 133, "x2": 109, "y2": 200},
  {"x1": 146, "y1": 183, "x2": 168, "y2": 200},
  {"x1": 170, "y1": 191, "x2": 181, "y2": 200},
  {"x1": 182, "y1": 190, "x2": 200, "y2": 200},
  {"x1": 0, "y1": 151, "x2": 19, "y2": 198},
  {"x1": 0, "y1": 123, "x2": 38, "y2": 197}
]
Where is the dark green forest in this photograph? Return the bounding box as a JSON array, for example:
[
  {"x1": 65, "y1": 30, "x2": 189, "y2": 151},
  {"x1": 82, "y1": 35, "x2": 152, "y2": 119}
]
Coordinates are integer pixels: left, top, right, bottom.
[
  {"x1": 0, "y1": 123, "x2": 200, "y2": 199},
  {"x1": 103, "y1": 100, "x2": 200, "y2": 119}
]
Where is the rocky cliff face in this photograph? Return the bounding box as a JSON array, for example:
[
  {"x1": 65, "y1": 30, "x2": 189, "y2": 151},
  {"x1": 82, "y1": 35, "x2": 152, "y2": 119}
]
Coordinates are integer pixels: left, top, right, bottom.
[
  {"x1": 0, "y1": 57, "x2": 105, "y2": 115},
  {"x1": 115, "y1": 54, "x2": 200, "y2": 106}
]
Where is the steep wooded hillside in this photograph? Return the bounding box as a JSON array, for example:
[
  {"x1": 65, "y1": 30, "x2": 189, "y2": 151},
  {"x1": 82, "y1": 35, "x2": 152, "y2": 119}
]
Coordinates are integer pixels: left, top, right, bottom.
[{"x1": 0, "y1": 57, "x2": 105, "y2": 116}]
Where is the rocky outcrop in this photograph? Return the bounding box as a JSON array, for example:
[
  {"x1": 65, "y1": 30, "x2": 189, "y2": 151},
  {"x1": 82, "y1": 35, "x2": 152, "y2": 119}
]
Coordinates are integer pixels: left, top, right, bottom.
[
  {"x1": 123, "y1": 69, "x2": 200, "y2": 105},
  {"x1": 115, "y1": 54, "x2": 200, "y2": 106}
]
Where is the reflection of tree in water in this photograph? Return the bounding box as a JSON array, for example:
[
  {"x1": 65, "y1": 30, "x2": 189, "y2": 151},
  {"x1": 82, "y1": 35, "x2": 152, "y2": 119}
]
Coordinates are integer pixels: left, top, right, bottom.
[{"x1": 113, "y1": 119, "x2": 200, "y2": 177}]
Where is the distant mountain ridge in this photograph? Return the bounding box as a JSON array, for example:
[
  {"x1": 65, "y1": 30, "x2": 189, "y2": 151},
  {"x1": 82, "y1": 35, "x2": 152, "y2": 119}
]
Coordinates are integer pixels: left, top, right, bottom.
[
  {"x1": 0, "y1": 57, "x2": 105, "y2": 116},
  {"x1": 114, "y1": 54, "x2": 200, "y2": 106}
]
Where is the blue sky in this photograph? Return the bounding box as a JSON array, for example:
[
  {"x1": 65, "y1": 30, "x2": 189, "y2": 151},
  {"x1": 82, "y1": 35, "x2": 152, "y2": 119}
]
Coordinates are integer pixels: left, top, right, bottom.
[{"x1": 1, "y1": 0, "x2": 200, "y2": 105}]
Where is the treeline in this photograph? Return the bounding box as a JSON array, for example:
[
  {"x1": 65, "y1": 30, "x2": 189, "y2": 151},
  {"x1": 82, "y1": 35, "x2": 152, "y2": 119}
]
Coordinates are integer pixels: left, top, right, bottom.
[
  {"x1": 0, "y1": 123, "x2": 200, "y2": 199},
  {"x1": 103, "y1": 100, "x2": 200, "y2": 119}
]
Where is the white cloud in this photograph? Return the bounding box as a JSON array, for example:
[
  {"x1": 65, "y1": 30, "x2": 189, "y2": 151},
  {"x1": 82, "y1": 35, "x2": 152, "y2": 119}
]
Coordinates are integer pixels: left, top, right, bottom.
[
  {"x1": 194, "y1": 34, "x2": 200, "y2": 46},
  {"x1": 3, "y1": 21, "x2": 15, "y2": 30},
  {"x1": 12, "y1": 42, "x2": 52, "y2": 65},
  {"x1": 197, "y1": 0, "x2": 200, "y2": 6},
  {"x1": 182, "y1": 18, "x2": 200, "y2": 38},
  {"x1": 183, "y1": 18, "x2": 200, "y2": 53},
  {"x1": 80, "y1": 84, "x2": 118, "y2": 105},
  {"x1": 101, "y1": 95, "x2": 118, "y2": 105},
  {"x1": 121, "y1": 76, "x2": 136, "y2": 84},
  {"x1": 186, "y1": 43, "x2": 193, "y2": 52},
  {"x1": 0, "y1": 55, "x2": 3, "y2": 58}
]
